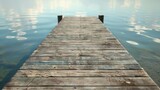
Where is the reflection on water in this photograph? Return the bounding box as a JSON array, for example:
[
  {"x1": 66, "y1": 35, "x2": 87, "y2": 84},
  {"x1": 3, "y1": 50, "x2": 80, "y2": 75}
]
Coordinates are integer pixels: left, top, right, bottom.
[
  {"x1": 122, "y1": 0, "x2": 130, "y2": 8},
  {"x1": 0, "y1": 0, "x2": 160, "y2": 88},
  {"x1": 108, "y1": 0, "x2": 117, "y2": 9},
  {"x1": 6, "y1": 10, "x2": 27, "y2": 40},
  {"x1": 135, "y1": 0, "x2": 141, "y2": 9},
  {"x1": 126, "y1": 41, "x2": 139, "y2": 45},
  {"x1": 129, "y1": 14, "x2": 160, "y2": 44},
  {"x1": 75, "y1": 12, "x2": 87, "y2": 17},
  {"x1": 3, "y1": 1, "x2": 42, "y2": 41}
]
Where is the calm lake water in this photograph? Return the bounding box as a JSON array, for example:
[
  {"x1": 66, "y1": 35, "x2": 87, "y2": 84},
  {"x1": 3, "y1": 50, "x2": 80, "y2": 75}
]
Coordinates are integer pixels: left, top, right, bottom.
[{"x1": 0, "y1": 0, "x2": 160, "y2": 88}]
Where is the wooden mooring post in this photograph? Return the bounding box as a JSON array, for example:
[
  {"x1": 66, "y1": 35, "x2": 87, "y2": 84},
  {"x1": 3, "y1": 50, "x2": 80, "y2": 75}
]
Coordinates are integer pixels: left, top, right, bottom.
[
  {"x1": 58, "y1": 15, "x2": 63, "y2": 23},
  {"x1": 98, "y1": 15, "x2": 104, "y2": 23}
]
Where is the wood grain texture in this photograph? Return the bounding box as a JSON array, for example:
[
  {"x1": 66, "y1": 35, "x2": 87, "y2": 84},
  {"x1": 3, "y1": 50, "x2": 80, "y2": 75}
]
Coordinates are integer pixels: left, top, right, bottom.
[
  {"x1": 3, "y1": 17, "x2": 160, "y2": 90},
  {"x1": 6, "y1": 77, "x2": 156, "y2": 86},
  {"x1": 3, "y1": 87, "x2": 160, "y2": 90},
  {"x1": 15, "y1": 70, "x2": 148, "y2": 77}
]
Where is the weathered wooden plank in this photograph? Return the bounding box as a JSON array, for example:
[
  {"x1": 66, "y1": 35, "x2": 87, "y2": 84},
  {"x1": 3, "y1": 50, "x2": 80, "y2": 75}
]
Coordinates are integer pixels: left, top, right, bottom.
[
  {"x1": 3, "y1": 86, "x2": 160, "y2": 90},
  {"x1": 52, "y1": 30, "x2": 109, "y2": 34},
  {"x1": 34, "y1": 48, "x2": 125, "y2": 51},
  {"x1": 43, "y1": 38, "x2": 117, "y2": 41},
  {"x1": 20, "y1": 64, "x2": 142, "y2": 70},
  {"x1": 42, "y1": 41, "x2": 121, "y2": 45},
  {"x1": 33, "y1": 49, "x2": 128, "y2": 54},
  {"x1": 61, "y1": 17, "x2": 101, "y2": 21},
  {"x1": 41, "y1": 41, "x2": 120, "y2": 46},
  {"x1": 57, "y1": 25, "x2": 106, "y2": 29},
  {"x1": 32, "y1": 51, "x2": 129, "y2": 55},
  {"x1": 28, "y1": 56, "x2": 134, "y2": 62},
  {"x1": 43, "y1": 38, "x2": 118, "y2": 41},
  {"x1": 46, "y1": 35, "x2": 114, "y2": 40},
  {"x1": 47, "y1": 33, "x2": 112, "y2": 37},
  {"x1": 50, "y1": 29, "x2": 108, "y2": 32},
  {"x1": 32, "y1": 51, "x2": 131, "y2": 58},
  {"x1": 14, "y1": 70, "x2": 148, "y2": 77},
  {"x1": 38, "y1": 44, "x2": 123, "y2": 48},
  {"x1": 58, "y1": 23, "x2": 105, "y2": 26},
  {"x1": 25, "y1": 60, "x2": 138, "y2": 65},
  {"x1": 31, "y1": 54, "x2": 132, "y2": 58},
  {"x1": 6, "y1": 77, "x2": 156, "y2": 86},
  {"x1": 60, "y1": 18, "x2": 101, "y2": 21},
  {"x1": 35, "y1": 46, "x2": 124, "y2": 51},
  {"x1": 31, "y1": 50, "x2": 129, "y2": 57},
  {"x1": 48, "y1": 32, "x2": 111, "y2": 35},
  {"x1": 41, "y1": 42, "x2": 121, "y2": 46},
  {"x1": 34, "y1": 48, "x2": 127, "y2": 52},
  {"x1": 48, "y1": 34, "x2": 112, "y2": 38}
]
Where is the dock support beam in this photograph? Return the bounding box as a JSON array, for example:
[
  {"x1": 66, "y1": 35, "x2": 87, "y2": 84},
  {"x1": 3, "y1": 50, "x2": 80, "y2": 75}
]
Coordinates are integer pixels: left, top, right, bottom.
[
  {"x1": 58, "y1": 15, "x2": 63, "y2": 23},
  {"x1": 98, "y1": 15, "x2": 104, "y2": 23}
]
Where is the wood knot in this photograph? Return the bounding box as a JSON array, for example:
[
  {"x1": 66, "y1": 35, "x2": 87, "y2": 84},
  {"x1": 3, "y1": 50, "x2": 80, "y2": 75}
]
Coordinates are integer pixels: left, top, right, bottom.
[{"x1": 122, "y1": 80, "x2": 135, "y2": 86}]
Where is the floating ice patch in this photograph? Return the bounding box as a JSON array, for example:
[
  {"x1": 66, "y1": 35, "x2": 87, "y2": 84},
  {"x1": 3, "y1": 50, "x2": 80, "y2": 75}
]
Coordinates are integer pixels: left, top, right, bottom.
[
  {"x1": 126, "y1": 41, "x2": 139, "y2": 45},
  {"x1": 6, "y1": 36, "x2": 15, "y2": 39},
  {"x1": 153, "y1": 38, "x2": 160, "y2": 43}
]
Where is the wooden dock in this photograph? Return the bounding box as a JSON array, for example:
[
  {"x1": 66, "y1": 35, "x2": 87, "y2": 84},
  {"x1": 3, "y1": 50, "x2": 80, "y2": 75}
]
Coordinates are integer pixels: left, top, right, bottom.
[{"x1": 3, "y1": 17, "x2": 160, "y2": 90}]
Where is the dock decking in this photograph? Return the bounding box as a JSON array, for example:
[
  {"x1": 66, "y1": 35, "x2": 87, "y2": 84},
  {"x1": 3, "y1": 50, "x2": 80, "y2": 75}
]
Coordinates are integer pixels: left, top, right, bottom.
[{"x1": 3, "y1": 17, "x2": 160, "y2": 90}]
